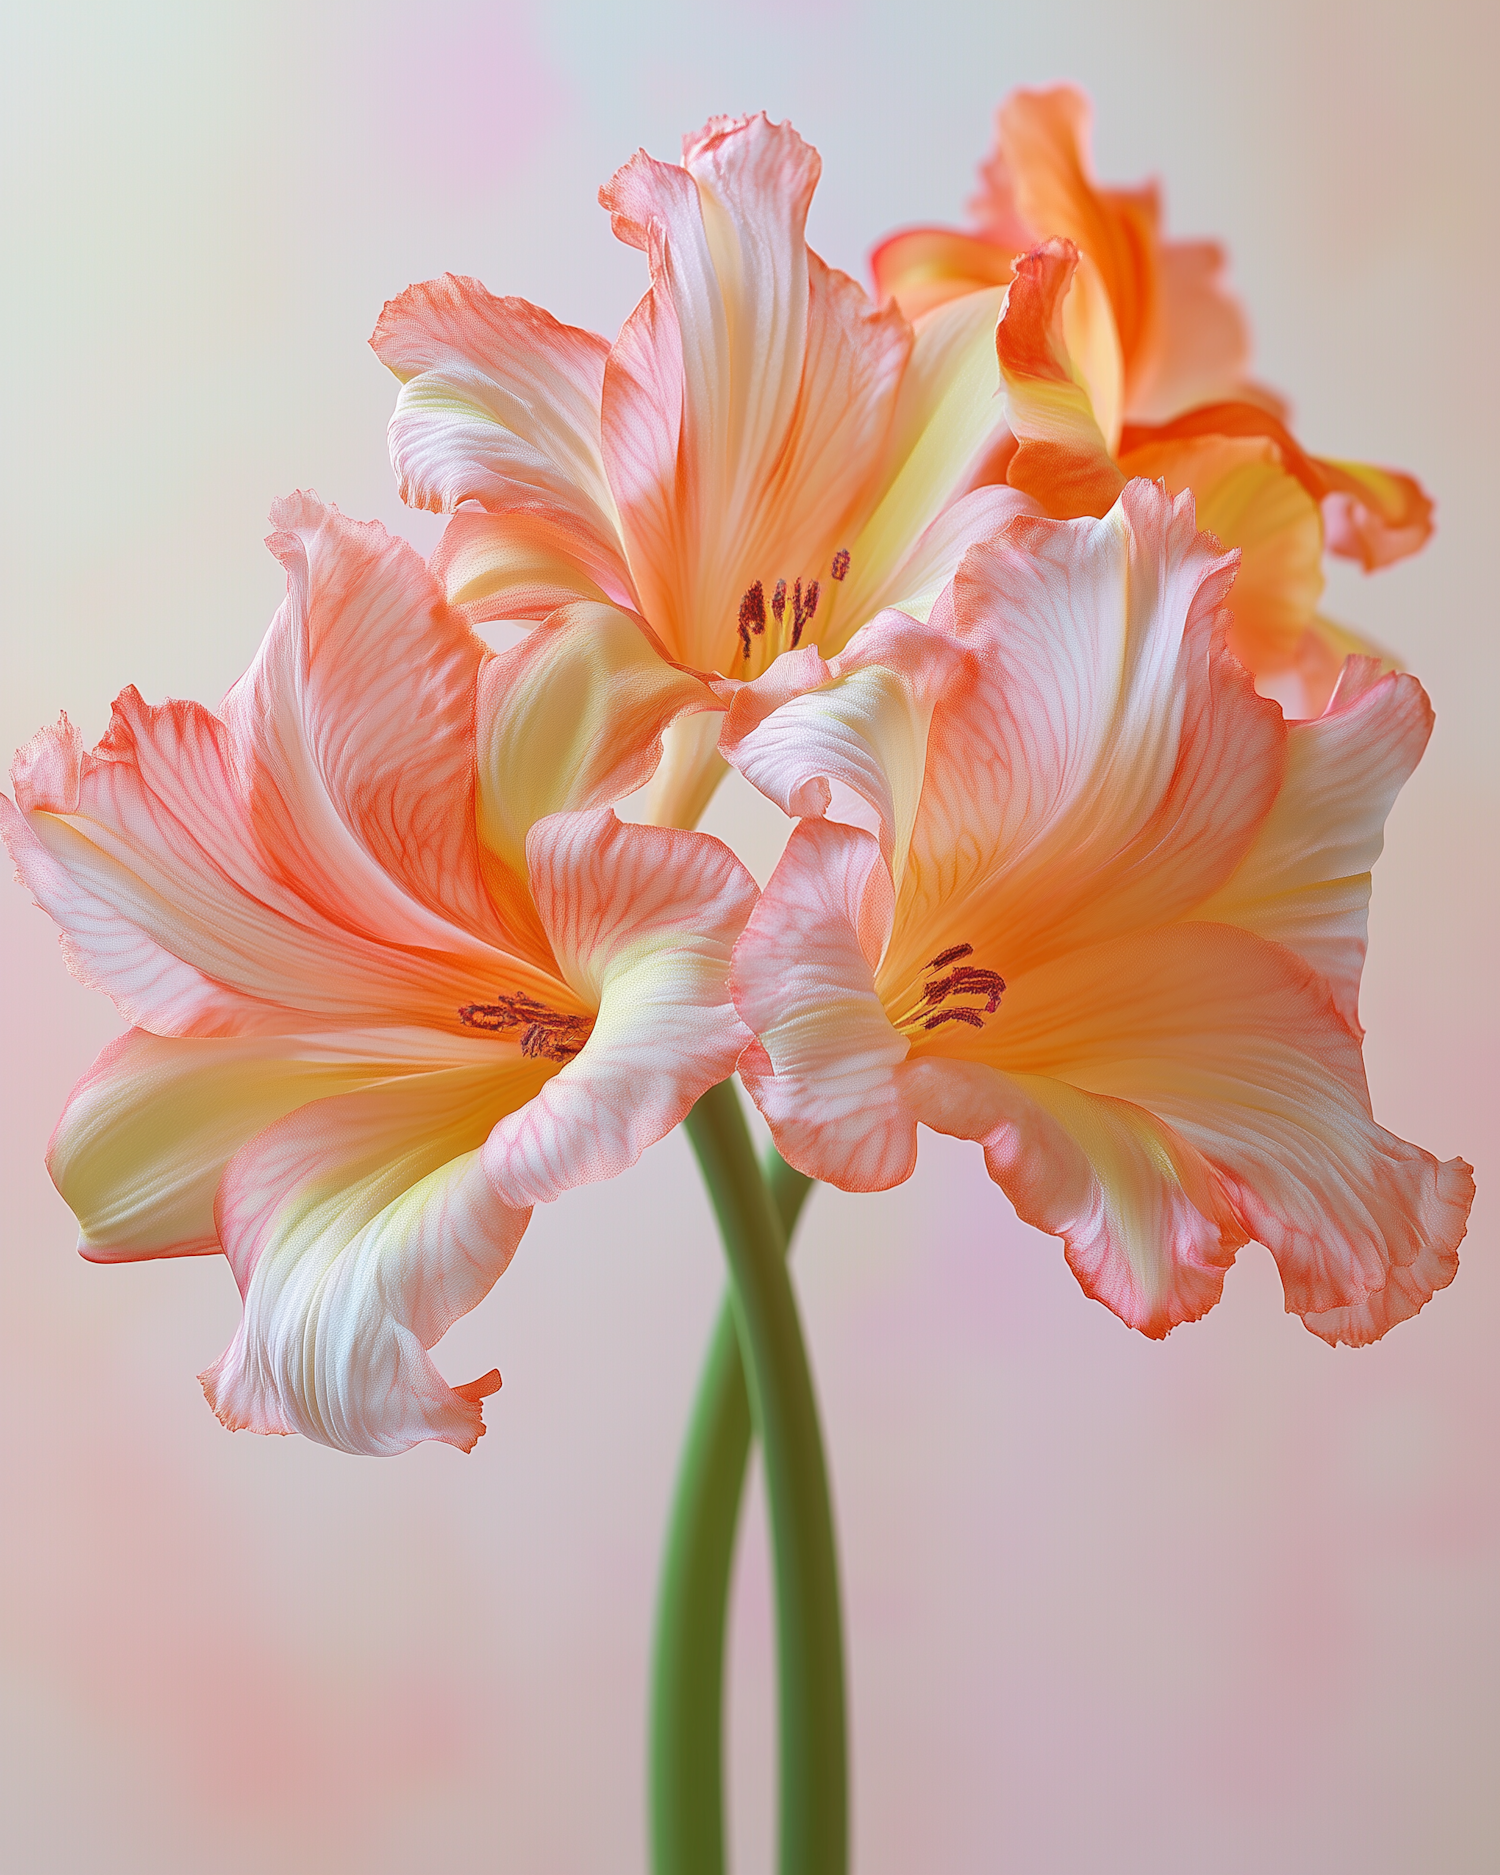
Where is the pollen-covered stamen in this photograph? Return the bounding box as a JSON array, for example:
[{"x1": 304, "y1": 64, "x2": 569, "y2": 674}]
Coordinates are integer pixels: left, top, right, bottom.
[
  {"x1": 831, "y1": 548, "x2": 850, "y2": 581},
  {"x1": 891, "y1": 943, "x2": 1007, "y2": 1041},
  {"x1": 459, "y1": 991, "x2": 594, "y2": 1062},
  {"x1": 927, "y1": 943, "x2": 973, "y2": 970},
  {"x1": 771, "y1": 578, "x2": 787, "y2": 626},
  {"x1": 789, "y1": 578, "x2": 820, "y2": 649},
  {"x1": 737, "y1": 580, "x2": 768, "y2": 658}
]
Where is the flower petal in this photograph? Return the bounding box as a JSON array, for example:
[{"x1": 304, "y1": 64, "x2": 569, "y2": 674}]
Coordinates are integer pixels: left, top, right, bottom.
[
  {"x1": 242, "y1": 493, "x2": 504, "y2": 944},
  {"x1": 731, "y1": 819, "x2": 913, "y2": 1191},
  {"x1": 372, "y1": 274, "x2": 621, "y2": 549},
  {"x1": 976, "y1": 921, "x2": 1471, "y2": 1344},
  {"x1": 1191, "y1": 658, "x2": 1434, "y2": 1031},
  {"x1": 430, "y1": 505, "x2": 635, "y2": 623},
  {"x1": 869, "y1": 226, "x2": 1017, "y2": 323},
  {"x1": 828, "y1": 286, "x2": 1016, "y2": 644},
  {"x1": 996, "y1": 239, "x2": 1125, "y2": 516},
  {"x1": 1117, "y1": 431, "x2": 1326, "y2": 673},
  {"x1": 47, "y1": 1025, "x2": 494, "y2": 1261},
  {"x1": 482, "y1": 808, "x2": 756, "y2": 1204},
  {"x1": 600, "y1": 114, "x2": 910, "y2": 671},
  {"x1": 906, "y1": 1054, "x2": 1243, "y2": 1336},
  {"x1": 1316, "y1": 458, "x2": 1435, "y2": 570},
  {"x1": 204, "y1": 1064, "x2": 536, "y2": 1455},
  {"x1": 1129, "y1": 238, "x2": 1253, "y2": 421},
  {"x1": 982, "y1": 87, "x2": 1156, "y2": 402},
  {"x1": 474, "y1": 602, "x2": 717, "y2": 913},
  {"x1": 720, "y1": 609, "x2": 964, "y2": 889}
]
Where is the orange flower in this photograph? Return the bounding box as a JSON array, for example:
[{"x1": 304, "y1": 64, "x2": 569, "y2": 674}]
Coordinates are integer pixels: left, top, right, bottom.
[
  {"x1": 373, "y1": 114, "x2": 1030, "y2": 825},
  {"x1": 994, "y1": 238, "x2": 1431, "y2": 714},
  {"x1": 723, "y1": 483, "x2": 1471, "y2": 1342},
  {"x1": 872, "y1": 84, "x2": 1261, "y2": 422},
  {"x1": 872, "y1": 87, "x2": 1433, "y2": 715}
]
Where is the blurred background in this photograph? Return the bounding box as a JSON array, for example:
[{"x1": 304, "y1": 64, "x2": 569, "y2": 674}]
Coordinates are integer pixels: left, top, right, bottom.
[{"x1": 1, "y1": 1, "x2": 1495, "y2": 1869}]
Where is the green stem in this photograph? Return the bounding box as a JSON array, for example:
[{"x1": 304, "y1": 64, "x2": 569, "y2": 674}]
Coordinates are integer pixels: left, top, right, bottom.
[{"x1": 649, "y1": 1082, "x2": 840, "y2": 1875}]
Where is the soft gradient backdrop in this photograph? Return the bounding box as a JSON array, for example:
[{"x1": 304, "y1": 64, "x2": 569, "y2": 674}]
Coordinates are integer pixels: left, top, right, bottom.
[{"x1": 2, "y1": 2, "x2": 1495, "y2": 1869}]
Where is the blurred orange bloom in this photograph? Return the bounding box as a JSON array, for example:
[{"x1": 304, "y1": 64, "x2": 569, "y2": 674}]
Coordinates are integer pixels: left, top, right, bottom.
[{"x1": 873, "y1": 88, "x2": 1433, "y2": 715}]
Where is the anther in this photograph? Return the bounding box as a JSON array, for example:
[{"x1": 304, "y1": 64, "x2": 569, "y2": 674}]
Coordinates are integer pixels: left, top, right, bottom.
[
  {"x1": 924, "y1": 1007, "x2": 986, "y2": 1031},
  {"x1": 790, "y1": 578, "x2": 821, "y2": 649},
  {"x1": 771, "y1": 578, "x2": 787, "y2": 626},
  {"x1": 927, "y1": 943, "x2": 974, "y2": 970},
  {"x1": 737, "y1": 580, "x2": 766, "y2": 659},
  {"x1": 831, "y1": 548, "x2": 850, "y2": 581},
  {"x1": 460, "y1": 992, "x2": 593, "y2": 1062}
]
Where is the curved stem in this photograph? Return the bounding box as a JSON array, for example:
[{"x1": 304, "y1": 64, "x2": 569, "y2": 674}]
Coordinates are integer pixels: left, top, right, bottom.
[{"x1": 650, "y1": 1082, "x2": 841, "y2": 1875}]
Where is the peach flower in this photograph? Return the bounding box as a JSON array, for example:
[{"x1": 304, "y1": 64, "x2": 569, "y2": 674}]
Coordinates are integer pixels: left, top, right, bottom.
[
  {"x1": 722, "y1": 481, "x2": 1471, "y2": 1342},
  {"x1": 872, "y1": 82, "x2": 1262, "y2": 422},
  {"x1": 1, "y1": 495, "x2": 755, "y2": 1454},
  {"x1": 372, "y1": 113, "x2": 1029, "y2": 826}
]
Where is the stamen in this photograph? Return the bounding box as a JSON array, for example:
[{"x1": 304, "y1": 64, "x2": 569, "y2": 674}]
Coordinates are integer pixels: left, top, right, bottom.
[
  {"x1": 459, "y1": 991, "x2": 593, "y2": 1062},
  {"x1": 790, "y1": 578, "x2": 821, "y2": 649},
  {"x1": 737, "y1": 580, "x2": 767, "y2": 659},
  {"x1": 831, "y1": 548, "x2": 850, "y2": 581},
  {"x1": 771, "y1": 578, "x2": 787, "y2": 626},
  {"x1": 927, "y1": 943, "x2": 973, "y2": 970},
  {"x1": 924, "y1": 1007, "x2": 986, "y2": 1031},
  {"x1": 890, "y1": 940, "x2": 1006, "y2": 1041}
]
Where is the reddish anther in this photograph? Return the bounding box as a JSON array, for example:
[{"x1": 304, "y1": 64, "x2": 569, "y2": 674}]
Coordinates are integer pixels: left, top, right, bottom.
[
  {"x1": 831, "y1": 548, "x2": 850, "y2": 580},
  {"x1": 927, "y1": 943, "x2": 974, "y2": 970},
  {"x1": 924, "y1": 1007, "x2": 986, "y2": 1031}
]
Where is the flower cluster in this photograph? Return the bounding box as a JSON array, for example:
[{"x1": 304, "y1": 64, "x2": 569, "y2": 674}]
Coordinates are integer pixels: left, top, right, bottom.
[{"x1": 5, "y1": 92, "x2": 1471, "y2": 1455}]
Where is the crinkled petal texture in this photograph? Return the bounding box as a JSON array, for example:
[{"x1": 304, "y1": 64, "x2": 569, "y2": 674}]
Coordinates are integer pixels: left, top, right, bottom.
[
  {"x1": 727, "y1": 479, "x2": 1471, "y2": 1342},
  {"x1": 6, "y1": 495, "x2": 753, "y2": 1453},
  {"x1": 374, "y1": 113, "x2": 1021, "y2": 710}
]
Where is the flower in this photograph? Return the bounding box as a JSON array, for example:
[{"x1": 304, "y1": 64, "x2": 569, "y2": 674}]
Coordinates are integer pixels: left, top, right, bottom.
[
  {"x1": 371, "y1": 112, "x2": 1030, "y2": 826},
  {"x1": 722, "y1": 481, "x2": 1472, "y2": 1342},
  {"x1": 871, "y1": 83, "x2": 1265, "y2": 423},
  {"x1": 872, "y1": 86, "x2": 1433, "y2": 716},
  {"x1": 1, "y1": 495, "x2": 756, "y2": 1454},
  {"x1": 994, "y1": 238, "x2": 1431, "y2": 713}
]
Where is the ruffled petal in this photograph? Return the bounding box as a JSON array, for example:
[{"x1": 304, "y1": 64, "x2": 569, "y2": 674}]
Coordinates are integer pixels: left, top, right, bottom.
[
  {"x1": 482, "y1": 809, "x2": 756, "y2": 1204},
  {"x1": 982, "y1": 87, "x2": 1157, "y2": 402},
  {"x1": 372, "y1": 274, "x2": 621, "y2": 549},
  {"x1": 1119, "y1": 403, "x2": 1434, "y2": 573},
  {"x1": 47, "y1": 1025, "x2": 493, "y2": 1261},
  {"x1": 886, "y1": 482, "x2": 1285, "y2": 988},
  {"x1": 906, "y1": 1054, "x2": 1243, "y2": 1336},
  {"x1": 1117, "y1": 431, "x2": 1326, "y2": 674},
  {"x1": 1191, "y1": 658, "x2": 1434, "y2": 1031},
  {"x1": 204, "y1": 1064, "x2": 537, "y2": 1454},
  {"x1": 996, "y1": 239, "x2": 1125, "y2": 516},
  {"x1": 600, "y1": 114, "x2": 910, "y2": 672},
  {"x1": 1315, "y1": 458, "x2": 1435, "y2": 571},
  {"x1": 976, "y1": 921, "x2": 1471, "y2": 1344},
  {"x1": 240, "y1": 493, "x2": 504, "y2": 944},
  {"x1": 731, "y1": 819, "x2": 914, "y2": 1191},
  {"x1": 720, "y1": 609, "x2": 964, "y2": 889}
]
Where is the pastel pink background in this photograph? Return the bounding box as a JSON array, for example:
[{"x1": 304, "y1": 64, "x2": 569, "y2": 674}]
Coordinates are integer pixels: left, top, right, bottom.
[{"x1": 2, "y1": 2, "x2": 1495, "y2": 1869}]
